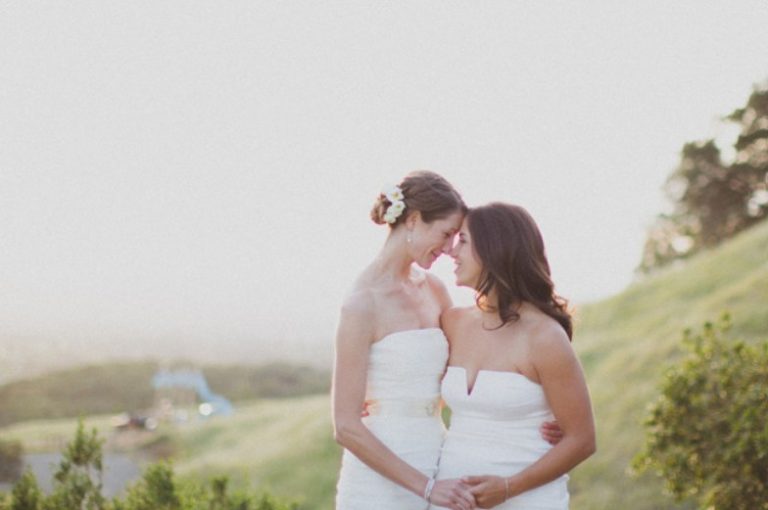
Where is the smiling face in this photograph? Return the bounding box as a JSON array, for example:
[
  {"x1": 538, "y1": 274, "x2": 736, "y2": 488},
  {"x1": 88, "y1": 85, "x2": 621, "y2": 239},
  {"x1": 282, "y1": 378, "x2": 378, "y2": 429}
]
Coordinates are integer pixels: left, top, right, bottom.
[
  {"x1": 406, "y1": 210, "x2": 464, "y2": 269},
  {"x1": 450, "y1": 218, "x2": 484, "y2": 288}
]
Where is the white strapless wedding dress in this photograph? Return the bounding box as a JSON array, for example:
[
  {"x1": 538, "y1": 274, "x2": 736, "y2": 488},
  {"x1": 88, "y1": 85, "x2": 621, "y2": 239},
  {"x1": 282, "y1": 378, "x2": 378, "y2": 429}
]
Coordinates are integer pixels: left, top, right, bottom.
[
  {"x1": 335, "y1": 328, "x2": 449, "y2": 510},
  {"x1": 432, "y1": 366, "x2": 569, "y2": 510}
]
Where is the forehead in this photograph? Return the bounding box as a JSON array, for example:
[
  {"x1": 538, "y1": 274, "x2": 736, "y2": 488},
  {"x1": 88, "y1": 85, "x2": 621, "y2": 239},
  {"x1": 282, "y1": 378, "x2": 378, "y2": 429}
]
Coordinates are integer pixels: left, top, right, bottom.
[{"x1": 431, "y1": 211, "x2": 464, "y2": 230}]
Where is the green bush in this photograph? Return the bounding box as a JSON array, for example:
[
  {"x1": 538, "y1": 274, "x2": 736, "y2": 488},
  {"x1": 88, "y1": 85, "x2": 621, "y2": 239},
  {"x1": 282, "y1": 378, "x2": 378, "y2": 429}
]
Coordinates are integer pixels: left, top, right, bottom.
[
  {"x1": 633, "y1": 314, "x2": 768, "y2": 509},
  {"x1": 0, "y1": 421, "x2": 295, "y2": 510},
  {"x1": 115, "y1": 466, "x2": 296, "y2": 510},
  {"x1": 45, "y1": 420, "x2": 107, "y2": 510},
  {"x1": 8, "y1": 471, "x2": 42, "y2": 510}
]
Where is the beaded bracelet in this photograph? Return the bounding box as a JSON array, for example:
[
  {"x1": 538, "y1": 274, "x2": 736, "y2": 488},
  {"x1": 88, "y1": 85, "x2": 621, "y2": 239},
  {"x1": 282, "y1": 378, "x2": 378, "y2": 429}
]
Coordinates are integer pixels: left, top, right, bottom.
[{"x1": 424, "y1": 477, "x2": 436, "y2": 502}]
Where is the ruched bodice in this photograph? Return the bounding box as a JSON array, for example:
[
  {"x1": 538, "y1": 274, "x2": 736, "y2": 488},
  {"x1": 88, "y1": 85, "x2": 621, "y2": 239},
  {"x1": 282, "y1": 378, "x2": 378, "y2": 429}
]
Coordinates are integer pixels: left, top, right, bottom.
[
  {"x1": 432, "y1": 366, "x2": 569, "y2": 510},
  {"x1": 364, "y1": 327, "x2": 448, "y2": 412},
  {"x1": 336, "y1": 328, "x2": 449, "y2": 510}
]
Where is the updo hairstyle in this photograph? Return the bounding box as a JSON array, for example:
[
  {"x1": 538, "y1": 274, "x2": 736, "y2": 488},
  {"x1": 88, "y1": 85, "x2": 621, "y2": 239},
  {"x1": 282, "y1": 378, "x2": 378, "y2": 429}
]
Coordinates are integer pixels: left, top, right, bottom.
[{"x1": 370, "y1": 170, "x2": 467, "y2": 227}]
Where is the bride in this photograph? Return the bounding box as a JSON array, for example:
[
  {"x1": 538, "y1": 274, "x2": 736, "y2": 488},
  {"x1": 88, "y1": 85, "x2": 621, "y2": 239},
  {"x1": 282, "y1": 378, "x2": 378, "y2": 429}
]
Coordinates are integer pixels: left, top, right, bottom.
[
  {"x1": 332, "y1": 172, "x2": 562, "y2": 510},
  {"x1": 333, "y1": 170, "x2": 474, "y2": 510},
  {"x1": 433, "y1": 203, "x2": 596, "y2": 509}
]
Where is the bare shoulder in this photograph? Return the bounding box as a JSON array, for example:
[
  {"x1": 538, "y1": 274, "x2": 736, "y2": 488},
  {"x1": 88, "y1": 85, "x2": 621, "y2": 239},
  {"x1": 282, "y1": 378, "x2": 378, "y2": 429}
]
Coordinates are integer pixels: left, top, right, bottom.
[
  {"x1": 524, "y1": 313, "x2": 576, "y2": 373},
  {"x1": 341, "y1": 286, "x2": 375, "y2": 314},
  {"x1": 424, "y1": 272, "x2": 452, "y2": 310},
  {"x1": 440, "y1": 306, "x2": 473, "y2": 337},
  {"x1": 337, "y1": 287, "x2": 377, "y2": 345}
]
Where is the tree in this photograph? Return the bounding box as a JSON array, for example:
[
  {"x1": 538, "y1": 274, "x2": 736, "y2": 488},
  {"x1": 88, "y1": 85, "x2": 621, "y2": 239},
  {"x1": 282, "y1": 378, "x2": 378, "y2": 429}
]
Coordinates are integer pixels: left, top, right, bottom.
[
  {"x1": 8, "y1": 471, "x2": 42, "y2": 510},
  {"x1": 729, "y1": 86, "x2": 768, "y2": 219},
  {"x1": 633, "y1": 315, "x2": 768, "y2": 509},
  {"x1": 640, "y1": 84, "x2": 768, "y2": 272},
  {"x1": 44, "y1": 420, "x2": 107, "y2": 510}
]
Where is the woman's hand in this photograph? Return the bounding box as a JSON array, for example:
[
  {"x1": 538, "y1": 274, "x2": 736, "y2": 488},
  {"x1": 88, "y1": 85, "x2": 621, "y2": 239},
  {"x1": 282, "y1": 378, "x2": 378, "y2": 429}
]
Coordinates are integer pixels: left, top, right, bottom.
[
  {"x1": 540, "y1": 420, "x2": 563, "y2": 445},
  {"x1": 462, "y1": 475, "x2": 508, "y2": 509},
  {"x1": 428, "y1": 478, "x2": 476, "y2": 510}
]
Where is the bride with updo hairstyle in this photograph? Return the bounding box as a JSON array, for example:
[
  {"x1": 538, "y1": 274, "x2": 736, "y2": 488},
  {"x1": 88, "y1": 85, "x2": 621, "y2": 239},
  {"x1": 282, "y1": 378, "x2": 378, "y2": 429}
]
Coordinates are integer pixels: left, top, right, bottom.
[{"x1": 332, "y1": 170, "x2": 475, "y2": 510}]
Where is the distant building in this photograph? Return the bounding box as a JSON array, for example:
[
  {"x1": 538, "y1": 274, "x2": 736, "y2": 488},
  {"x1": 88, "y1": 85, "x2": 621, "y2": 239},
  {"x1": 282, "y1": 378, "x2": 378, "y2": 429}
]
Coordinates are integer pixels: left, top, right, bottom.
[{"x1": 152, "y1": 368, "x2": 233, "y2": 418}]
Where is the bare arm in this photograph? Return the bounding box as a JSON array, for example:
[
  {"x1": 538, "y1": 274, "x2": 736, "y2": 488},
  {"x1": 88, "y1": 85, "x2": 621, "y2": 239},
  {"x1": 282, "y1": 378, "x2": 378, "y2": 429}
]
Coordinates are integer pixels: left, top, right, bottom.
[
  {"x1": 332, "y1": 294, "x2": 474, "y2": 509},
  {"x1": 465, "y1": 327, "x2": 596, "y2": 508}
]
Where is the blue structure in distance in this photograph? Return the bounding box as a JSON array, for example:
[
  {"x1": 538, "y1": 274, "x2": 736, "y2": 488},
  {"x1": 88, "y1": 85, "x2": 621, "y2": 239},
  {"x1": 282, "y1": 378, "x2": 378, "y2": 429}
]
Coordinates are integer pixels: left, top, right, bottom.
[{"x1": 152, "y1": 368, "x2": 234, "y2": 417}]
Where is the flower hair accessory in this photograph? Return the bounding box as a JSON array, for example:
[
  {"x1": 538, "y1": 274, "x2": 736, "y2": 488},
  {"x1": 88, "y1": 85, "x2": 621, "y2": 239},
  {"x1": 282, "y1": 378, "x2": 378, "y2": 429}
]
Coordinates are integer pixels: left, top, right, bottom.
[{"x1": 381, "y1": 184, "x2": 406, "y2": 224}]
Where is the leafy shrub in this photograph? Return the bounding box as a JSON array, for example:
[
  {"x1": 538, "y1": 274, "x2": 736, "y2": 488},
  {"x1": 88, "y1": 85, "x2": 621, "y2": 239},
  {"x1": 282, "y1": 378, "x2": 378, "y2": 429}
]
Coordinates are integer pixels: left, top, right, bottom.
[{"x1": 633, "y1": 314, "x2": 768, "y2": 509}]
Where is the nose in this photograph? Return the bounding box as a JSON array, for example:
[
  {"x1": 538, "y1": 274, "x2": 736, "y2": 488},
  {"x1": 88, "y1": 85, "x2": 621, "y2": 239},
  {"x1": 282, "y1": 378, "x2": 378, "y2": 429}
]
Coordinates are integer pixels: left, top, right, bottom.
[
  {"x1": 446, "y1": 239, "x2": 459, "y2": 258},
  {"x1": 441, "y1": 237, "x2": 454, "y2": 255}
]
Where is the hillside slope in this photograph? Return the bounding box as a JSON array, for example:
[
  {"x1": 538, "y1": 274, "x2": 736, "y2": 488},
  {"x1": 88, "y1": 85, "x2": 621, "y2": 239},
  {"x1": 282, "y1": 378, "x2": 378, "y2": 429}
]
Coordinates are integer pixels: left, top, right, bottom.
[
  {"x1": 569, "y1": 219, "x2": 768, "y2": 509},
  {"x1": 0, "y1": 362, "x2": 329, "y2": 427}
]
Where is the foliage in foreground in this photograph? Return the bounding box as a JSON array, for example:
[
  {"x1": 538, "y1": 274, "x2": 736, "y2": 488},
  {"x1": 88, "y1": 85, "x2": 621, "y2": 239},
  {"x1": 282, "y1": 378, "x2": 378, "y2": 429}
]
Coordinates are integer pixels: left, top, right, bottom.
[
  {"x1": 0, "y1": 421, "x2": 296, "y2": 510},
  {"x1": 633, "y1": 314, "x2": 768, "y2": 509}
]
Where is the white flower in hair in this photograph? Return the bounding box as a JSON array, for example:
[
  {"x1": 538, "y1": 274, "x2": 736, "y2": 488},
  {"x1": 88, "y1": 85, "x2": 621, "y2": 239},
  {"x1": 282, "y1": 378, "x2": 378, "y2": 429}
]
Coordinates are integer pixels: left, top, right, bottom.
[
  {"x1": 388, "y1": 200, "x2": 405, "y2": 214},
  {"x1": 383, "y1": 185, "x2": 404, "y2": 203},
  {"x1": 380, "y1": 184, "x2": 406, "y2": 224}
]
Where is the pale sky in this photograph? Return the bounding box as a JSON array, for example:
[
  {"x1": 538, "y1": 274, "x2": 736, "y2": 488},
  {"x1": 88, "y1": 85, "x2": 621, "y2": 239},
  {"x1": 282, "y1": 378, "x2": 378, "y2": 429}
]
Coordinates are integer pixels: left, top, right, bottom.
[{"x1": 2, "y1": 1, "x2": 767, "y2": 370}]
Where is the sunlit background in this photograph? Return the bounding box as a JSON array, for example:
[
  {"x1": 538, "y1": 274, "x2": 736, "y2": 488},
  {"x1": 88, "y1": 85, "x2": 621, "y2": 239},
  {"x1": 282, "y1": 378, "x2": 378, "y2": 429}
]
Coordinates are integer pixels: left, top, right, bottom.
[{"x1": 2, "y1": 1, "x2": 767, "y2": 378}]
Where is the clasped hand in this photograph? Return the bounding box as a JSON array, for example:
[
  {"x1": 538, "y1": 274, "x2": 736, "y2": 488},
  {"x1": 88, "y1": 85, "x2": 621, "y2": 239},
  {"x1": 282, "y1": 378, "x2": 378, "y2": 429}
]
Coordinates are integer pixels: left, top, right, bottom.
[
  {"x1": 461, "y1": 475, "x2": 509, "y2": 509},
  {"x1": 428, "y1": 478, "x2": 476, "y2": 510}
]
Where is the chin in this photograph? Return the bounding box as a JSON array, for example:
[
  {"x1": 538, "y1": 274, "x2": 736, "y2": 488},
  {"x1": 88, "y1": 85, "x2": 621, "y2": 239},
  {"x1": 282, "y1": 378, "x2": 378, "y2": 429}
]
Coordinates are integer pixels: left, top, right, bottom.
[
  {"x1": 417, "y1": 259, "x2": 434, "y2": 270},
  {"x1": 454, "y1": 273, "x2": 475, "y2": 289}
]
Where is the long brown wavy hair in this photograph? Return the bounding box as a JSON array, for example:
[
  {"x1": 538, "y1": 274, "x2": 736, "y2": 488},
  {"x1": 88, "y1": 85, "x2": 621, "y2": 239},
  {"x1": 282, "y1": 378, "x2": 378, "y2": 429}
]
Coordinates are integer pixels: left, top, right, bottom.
[{"x1": 466, "y1": 202, "x2": 572, "y2": 340}]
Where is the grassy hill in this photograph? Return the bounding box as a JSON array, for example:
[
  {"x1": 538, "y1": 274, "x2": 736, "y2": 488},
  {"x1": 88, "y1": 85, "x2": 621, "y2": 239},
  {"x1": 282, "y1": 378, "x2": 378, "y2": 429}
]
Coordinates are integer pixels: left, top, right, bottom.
[
  {"x1": 3, "y1": 220, "x2": 766, "y2": 510},
  {"x1": 170, "y1": 396, "x2": 338, "y2": 508},
  {"x1": 568, "y1": 219, "x2": 768, "y2": 509},
  {"x1": 0, "y1": 361, "x2": 330, "y2": 427}
]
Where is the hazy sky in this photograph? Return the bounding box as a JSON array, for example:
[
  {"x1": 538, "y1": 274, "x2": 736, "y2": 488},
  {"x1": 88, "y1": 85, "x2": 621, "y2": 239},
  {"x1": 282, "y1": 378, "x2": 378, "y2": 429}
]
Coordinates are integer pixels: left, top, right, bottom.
[{"x1": 2, "y1": 1, "x2": 767, "y2": 367}]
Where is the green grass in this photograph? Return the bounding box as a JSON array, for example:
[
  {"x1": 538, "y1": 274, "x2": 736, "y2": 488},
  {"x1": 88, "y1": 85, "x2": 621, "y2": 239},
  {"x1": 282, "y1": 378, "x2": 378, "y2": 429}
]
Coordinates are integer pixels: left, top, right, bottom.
[
  {"x1": 171, "y1": 396, "x2": 339, "y2": 510},
  {"x1": 0, "y1": 416, "x2": 117, "y2": 452}
]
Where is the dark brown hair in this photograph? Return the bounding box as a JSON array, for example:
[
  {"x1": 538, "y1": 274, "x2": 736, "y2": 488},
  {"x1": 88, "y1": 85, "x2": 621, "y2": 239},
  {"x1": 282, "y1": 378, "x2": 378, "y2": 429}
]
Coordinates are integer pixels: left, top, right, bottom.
[
  {"x1": 371, "y1": 170, "x2": 467, "y2": 227},
  {"x1": 467, "y1": 202, "x2": 572, "y2": 339}
]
